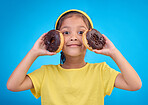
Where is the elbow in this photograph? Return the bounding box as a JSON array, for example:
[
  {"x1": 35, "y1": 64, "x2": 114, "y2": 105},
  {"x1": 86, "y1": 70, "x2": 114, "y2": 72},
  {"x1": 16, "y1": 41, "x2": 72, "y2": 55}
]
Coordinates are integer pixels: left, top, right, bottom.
[
  {"x1": 130, "y1": 81, "x2": 142, "y2": 91},
  {"x1": 136, "y1": 80, "x2": 142, "y2": 91},
  {"x1": 6, "y1": 82, "x2": 13, "y2": 91},
  {"x1": 7, "y1": 82, "x2": 18, "y2": 92},
  {"x1": 136, "y1": 81, "x2": 142, "y2": 90}
]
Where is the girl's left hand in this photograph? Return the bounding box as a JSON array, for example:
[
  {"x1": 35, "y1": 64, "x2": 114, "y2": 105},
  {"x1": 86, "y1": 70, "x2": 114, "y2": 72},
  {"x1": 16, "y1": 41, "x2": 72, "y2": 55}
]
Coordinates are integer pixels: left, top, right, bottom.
[{"x1": 92, "y1": 34, "x2": 117, "y2": 57}]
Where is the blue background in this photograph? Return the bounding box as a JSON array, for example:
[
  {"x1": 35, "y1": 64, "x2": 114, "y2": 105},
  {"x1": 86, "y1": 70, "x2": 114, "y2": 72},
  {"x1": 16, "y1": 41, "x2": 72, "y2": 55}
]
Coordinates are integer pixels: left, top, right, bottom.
[{"x1": 0, "y1": 0, "x2": 147, "y2": 105}]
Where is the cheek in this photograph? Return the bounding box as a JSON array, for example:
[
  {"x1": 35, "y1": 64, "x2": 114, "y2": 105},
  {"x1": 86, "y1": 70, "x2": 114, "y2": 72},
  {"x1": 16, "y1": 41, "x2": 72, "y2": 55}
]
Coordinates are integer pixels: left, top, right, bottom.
[{"x1": 63, "y1": 36, "x2": 69, "y2": 45}]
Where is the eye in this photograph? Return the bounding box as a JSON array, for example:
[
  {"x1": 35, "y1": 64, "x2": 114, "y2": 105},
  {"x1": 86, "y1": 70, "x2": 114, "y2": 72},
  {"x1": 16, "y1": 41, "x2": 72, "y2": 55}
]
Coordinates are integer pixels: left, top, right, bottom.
[
  {"x1": 78, "y1": 31, "x2": 84, "y2": 35},
  {"x1": 63, "y1": 31, "x2": 70, "y2": 35}
]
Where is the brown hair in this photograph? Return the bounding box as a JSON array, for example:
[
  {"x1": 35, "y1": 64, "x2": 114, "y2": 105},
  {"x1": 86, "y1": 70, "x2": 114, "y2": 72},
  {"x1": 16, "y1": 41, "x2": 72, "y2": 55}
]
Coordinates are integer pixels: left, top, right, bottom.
[{"x1": 55, "y1": 11, "x2": 92, "y2": 64}]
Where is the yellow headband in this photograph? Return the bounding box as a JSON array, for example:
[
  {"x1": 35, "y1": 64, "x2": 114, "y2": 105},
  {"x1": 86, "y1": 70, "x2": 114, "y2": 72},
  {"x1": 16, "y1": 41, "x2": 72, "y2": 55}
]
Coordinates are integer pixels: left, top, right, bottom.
[{"x1": 55, "y1": 9, "x2": 93, "y2": 29}]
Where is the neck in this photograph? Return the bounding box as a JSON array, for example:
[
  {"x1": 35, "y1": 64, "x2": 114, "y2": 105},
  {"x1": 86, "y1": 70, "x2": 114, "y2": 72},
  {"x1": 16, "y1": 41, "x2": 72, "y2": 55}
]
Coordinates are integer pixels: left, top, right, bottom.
[{"x1": 61, "y1": 55, "x2": 87, "y2": 69}]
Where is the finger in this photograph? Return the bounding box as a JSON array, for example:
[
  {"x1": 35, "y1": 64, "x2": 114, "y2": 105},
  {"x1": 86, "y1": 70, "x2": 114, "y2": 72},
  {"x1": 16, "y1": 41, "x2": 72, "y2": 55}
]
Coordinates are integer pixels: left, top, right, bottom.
[
  {"x1": 46, "y1": 51, "x2": 57, "y2": 55},
  {"x1": 36, "y1": 33, "x2": 46, "y2": 43},
  {"x1": 102, "y1": 34, "x2": 113, "y2": 45},
  {"x1": 102, "y1": 34, "x2": 110, "y2": 41},
  {"x1": 92, "y1": 49, "x2": 103, "y2": 54},
  {"x1": 36, "y1": 33, "x2": 47, "y2": 45},
  {"x1": 40, "y1": 33, "x2": 48, "y2": 40}
]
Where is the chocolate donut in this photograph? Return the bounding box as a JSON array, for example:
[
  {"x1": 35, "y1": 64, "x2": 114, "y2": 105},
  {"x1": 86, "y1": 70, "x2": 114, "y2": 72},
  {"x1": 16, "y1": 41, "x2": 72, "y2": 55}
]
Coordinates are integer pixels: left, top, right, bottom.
[
  {"x1": 43, "y1": 30, "x2": 64, "y2": 53},
  {"x1": 82, "y1": 29, "x2": 106, "y2": 51}
]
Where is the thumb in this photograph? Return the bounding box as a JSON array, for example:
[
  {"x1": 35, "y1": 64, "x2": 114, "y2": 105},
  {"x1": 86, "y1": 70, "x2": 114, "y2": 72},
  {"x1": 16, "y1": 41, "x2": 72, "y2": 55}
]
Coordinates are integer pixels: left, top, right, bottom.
[
  {"x1": 92, "y1": 49, "x2": 103, "y2": 54},
  {"x1": 41, "y1": 50, "x2": 56, "y2": 56},
  {"x1": 46, "y1": 51, "x2": 57, "y2": 55}
]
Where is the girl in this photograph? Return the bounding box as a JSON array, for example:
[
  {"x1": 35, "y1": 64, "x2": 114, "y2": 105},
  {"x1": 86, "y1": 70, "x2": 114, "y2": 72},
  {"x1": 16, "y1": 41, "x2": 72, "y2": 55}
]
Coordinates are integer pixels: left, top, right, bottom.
[{"x1": 7, "y1": 9, "x2": 142, "y2": 105}]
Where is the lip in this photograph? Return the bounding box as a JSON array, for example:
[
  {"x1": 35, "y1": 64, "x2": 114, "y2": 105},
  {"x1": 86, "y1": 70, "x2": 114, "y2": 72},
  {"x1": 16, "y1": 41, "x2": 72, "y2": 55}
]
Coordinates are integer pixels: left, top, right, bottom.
[{"x1": 67, "y1": 44, "x2": 81, "y2": 47}]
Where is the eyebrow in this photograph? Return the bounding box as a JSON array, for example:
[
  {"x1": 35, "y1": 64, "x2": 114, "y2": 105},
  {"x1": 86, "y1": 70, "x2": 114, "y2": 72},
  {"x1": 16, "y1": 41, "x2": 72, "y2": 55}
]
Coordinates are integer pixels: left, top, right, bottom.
[
  {"x1": 60, "y1": 26, "x2": 87, "y2": 30},
  {"x1": 60, "y1": 26, "x2": 70, "y2": 30},
  {"x1": 78, "y1": 26, "x2": 87, "y2": 29}
]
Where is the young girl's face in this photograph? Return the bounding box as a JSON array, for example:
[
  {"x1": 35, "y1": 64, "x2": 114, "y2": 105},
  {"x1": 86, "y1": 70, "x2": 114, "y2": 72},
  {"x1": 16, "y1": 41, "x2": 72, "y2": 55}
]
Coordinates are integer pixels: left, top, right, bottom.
[{"x1": 60, "y1": 15, "x2": 88, "y2": 57}]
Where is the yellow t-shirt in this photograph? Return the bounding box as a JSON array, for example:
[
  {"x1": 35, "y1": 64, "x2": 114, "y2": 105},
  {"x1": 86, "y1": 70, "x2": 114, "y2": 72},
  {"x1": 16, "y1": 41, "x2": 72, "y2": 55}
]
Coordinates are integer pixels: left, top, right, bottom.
[{"x1": 27, "y1": 62, "x2": 120, "y2": 105}]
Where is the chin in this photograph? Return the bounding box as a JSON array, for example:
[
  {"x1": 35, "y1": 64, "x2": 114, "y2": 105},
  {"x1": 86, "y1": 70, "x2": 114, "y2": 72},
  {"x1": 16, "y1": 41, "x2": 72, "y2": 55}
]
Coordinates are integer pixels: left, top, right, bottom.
[
  {"x1": 65, "y1": 50, "x2": 86, "y2": 57},
  {"x1": 66, "y1": 51, "x2": 82, "y2": 57}
]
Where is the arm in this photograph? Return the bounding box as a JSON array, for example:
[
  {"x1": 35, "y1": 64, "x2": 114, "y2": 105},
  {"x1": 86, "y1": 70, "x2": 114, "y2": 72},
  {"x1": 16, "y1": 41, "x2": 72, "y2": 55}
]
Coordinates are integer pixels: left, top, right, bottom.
[
  {"x1": 110, "y1": 48, "x2": 142, "y2": 91},
  {"x1": 7, "y1": 50, "x2": 38, "y2": 91},
  {"x1": 7, "y1": 33, "x2": 56, "y2": 92},
  {"x1": 93, "y1": 34, "x2": 142, "y2": 91}
]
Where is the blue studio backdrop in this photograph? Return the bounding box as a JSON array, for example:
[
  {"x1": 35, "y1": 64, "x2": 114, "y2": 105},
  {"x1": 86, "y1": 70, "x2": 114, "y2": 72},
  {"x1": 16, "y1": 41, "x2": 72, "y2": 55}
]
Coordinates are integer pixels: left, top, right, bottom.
[{"x1": 0, "y1": 0, "x2": 147, "y2": 105}]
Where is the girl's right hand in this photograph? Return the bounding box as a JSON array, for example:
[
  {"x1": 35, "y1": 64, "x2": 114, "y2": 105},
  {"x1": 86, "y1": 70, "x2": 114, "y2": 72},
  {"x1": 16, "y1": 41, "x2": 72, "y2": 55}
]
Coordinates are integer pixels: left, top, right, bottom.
[{"x1": 31, "y1": 33, "x2": 57, "y2": 57}]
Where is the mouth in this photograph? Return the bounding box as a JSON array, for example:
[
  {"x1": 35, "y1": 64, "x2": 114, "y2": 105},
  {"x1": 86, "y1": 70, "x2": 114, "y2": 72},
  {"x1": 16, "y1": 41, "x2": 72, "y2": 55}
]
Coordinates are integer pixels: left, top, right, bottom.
[{"x1": 67, "y1": 44, "x2": 82, "y2": 47}]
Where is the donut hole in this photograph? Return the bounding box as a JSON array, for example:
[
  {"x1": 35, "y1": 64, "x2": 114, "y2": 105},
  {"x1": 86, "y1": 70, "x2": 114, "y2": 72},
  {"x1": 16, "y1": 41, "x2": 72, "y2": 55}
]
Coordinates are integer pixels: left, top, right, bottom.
[
  {"x1": 90, "y1": 34, "x2": 99, "y2": 41},
  {"x1": 50, "y1": 37, "x2": 55, "y2": 44},
  {"x1": 95, "y1": 34, "x2": 99, "y2": 40},
  {"x1": 90, "y1": 35, "x2": 95, "y2": 40}
]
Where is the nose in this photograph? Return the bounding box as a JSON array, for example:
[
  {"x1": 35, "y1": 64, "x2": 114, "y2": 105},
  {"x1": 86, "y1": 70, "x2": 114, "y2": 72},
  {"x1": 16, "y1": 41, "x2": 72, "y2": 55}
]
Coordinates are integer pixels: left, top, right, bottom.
[
  {"x1": 70, "y1": 33, "x2": 78, "y2": 41},
  {"x1": 71, "y1": 38, "x2": 77, "y2": 41}
]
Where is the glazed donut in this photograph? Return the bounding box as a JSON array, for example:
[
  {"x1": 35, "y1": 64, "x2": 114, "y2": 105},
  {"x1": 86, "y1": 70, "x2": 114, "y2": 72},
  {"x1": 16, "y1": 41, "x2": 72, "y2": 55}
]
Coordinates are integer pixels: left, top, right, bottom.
[
  {"x1": 43, "y1": 30, "x2": 64, "y2": 53},
  {"x1": 82, "y1": 29, "x2": 106, "y2": 51}
]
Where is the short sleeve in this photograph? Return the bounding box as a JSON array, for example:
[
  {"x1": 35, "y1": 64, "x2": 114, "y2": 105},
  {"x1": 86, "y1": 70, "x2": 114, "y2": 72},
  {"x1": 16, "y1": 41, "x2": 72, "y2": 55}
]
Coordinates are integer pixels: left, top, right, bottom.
[
  {"x1": 102, "y1": 62, "x2": 120, "y2": 96},
  {"x1": 27, "y1": 65, "x2": 46, "y2": 99}
]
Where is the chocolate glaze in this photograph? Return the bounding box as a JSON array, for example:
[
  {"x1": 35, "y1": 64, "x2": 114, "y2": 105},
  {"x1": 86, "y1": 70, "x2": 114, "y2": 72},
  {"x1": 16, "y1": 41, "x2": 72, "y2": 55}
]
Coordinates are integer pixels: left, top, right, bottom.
[
  {"x1": 43, "y1": 30, "x2": 61, "y2": 52},
  {"x1": 86, "y1": 29, "x2": 106, "y2": 50}
]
